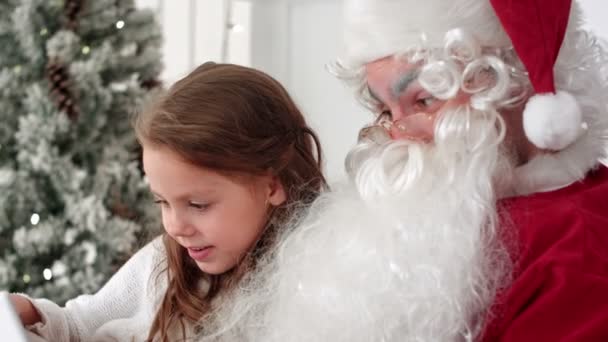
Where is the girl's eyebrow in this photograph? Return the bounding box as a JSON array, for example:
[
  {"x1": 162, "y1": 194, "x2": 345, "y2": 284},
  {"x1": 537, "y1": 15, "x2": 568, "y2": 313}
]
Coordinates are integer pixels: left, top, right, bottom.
[
  {"x1": 150, "y1": 190, "x2": 165, "y2": 200},
  {"x1": 150, "y1": 189, "x2": 216, "y2": 201}
]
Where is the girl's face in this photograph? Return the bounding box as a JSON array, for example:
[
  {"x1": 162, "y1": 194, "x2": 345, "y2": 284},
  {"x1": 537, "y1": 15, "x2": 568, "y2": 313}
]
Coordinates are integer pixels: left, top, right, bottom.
[{"x1": 143, "y1": 144, "x2": 286, "y2": 275}]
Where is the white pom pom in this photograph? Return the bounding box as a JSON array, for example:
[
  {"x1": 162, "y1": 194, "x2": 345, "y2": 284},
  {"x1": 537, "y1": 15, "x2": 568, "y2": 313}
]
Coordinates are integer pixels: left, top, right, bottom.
[{"x1": 523, "y1": 91, "x2": 583, "y2": 151}]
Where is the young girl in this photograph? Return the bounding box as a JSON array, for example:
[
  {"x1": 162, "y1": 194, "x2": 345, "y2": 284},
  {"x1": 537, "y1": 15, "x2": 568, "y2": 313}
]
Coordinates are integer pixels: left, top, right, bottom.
[{"x1": 10, "y1": 62, "x2": 326, "y2": 341}]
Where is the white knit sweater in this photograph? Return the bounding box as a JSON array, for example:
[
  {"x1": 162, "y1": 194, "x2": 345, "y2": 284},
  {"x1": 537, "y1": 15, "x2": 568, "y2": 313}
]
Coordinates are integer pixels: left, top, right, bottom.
[{"x1": 22, "y1": 237, "x2": 196, "y2": 342}]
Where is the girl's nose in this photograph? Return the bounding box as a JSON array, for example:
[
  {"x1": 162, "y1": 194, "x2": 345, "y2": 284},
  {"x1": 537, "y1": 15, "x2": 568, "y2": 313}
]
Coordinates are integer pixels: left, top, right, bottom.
[{"x1": 163, "y1": 210, "x2": 197, "y2": 238}]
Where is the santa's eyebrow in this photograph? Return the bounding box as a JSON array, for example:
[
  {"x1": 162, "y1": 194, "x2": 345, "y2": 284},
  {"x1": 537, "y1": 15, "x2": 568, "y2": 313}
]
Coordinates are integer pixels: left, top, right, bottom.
[{"x1": 390, "y1": 70, "x2": 419, "y2": 98}]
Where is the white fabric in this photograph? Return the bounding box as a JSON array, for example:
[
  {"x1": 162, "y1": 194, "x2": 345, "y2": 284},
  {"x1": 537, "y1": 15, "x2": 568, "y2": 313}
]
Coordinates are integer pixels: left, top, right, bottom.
[
  {"x1": 26, "y1": 331, "x2": 47, "y2": 342},
  {"x1": 0, "y1": 292, "x2": 29, "y2": 342},
  {"x1": 21, "y1": 237, "x2": 184, "y2": 342}
]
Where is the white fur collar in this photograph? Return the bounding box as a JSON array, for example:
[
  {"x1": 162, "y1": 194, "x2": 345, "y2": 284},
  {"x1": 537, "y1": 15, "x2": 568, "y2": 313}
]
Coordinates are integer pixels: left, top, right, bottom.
[{"x1": 511, "y1": 126, "x2": 607, "y2": 196}]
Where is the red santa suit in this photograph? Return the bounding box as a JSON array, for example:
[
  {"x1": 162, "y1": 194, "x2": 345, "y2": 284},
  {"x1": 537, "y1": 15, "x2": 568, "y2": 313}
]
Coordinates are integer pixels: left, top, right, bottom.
[{"x1": 486, "y1": 166, "x2": 608, "y2": 341}]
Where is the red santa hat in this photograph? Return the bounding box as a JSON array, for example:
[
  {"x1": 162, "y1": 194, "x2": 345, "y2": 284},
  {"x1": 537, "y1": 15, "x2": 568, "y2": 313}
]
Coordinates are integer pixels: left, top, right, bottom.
[{"x1": 340, "y1": 0, "x2": 584, "y2": 151}]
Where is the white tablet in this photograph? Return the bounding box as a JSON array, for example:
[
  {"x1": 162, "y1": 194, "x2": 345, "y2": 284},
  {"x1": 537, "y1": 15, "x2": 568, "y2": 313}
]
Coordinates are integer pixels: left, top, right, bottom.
[{"x1": 0, "y1": 292, "x2": 28, "y2": 342}]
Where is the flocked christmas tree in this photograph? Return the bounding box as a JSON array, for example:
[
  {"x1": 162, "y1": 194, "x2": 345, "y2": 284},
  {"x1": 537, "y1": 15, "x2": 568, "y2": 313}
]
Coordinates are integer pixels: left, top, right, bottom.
[{"x1": 0, "y1": 0, "x2": 162, "y2": 304}]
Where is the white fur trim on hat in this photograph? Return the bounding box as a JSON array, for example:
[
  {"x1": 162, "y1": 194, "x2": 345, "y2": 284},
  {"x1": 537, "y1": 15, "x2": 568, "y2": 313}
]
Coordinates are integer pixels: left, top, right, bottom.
[
  {"x1": 339, "y1": 0, "x2": 511, "y2": 68},
  {"x1": 339, "y1": 0, "x2": 584, "y2": 69},
  {"x1": 523, "y1": 91, "x2": 584, "y2": 151}
]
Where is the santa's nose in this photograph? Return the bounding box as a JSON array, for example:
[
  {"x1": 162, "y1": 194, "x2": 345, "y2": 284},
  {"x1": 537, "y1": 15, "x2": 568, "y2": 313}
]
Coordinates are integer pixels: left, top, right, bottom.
[{"x1": 389, "y1": 113, "x2": 436, "y2": 142}]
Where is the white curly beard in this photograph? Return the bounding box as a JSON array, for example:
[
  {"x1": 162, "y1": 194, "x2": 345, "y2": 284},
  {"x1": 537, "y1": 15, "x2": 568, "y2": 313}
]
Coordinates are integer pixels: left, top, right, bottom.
[{"x1": 199, "y1": 105, "x2": 515, "y2": 341}]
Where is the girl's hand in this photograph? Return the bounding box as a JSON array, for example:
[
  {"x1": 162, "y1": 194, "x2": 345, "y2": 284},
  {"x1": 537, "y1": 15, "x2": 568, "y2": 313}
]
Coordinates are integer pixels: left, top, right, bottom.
[{"x1": 9, "y1": 294, "x2": 42, "y2": 326}]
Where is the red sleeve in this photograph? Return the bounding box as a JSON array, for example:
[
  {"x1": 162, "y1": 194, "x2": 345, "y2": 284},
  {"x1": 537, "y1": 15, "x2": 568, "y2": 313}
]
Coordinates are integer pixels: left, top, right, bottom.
[
  {"x1": 487, "y1": 175, "x2": 608, "y2": 341},
  {"x1": 495, "y1": 265, "x2": 608, "y2": 341}
]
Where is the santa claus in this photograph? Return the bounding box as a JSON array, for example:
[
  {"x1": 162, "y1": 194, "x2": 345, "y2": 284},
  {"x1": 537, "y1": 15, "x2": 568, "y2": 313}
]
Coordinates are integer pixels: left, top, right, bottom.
[{"x1": 201, "y1": 0, "x2": 608, "y2": 341}]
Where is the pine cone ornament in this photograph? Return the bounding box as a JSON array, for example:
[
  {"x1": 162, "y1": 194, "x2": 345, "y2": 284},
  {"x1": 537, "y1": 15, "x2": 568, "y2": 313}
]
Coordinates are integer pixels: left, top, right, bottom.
[
  {"x1": 140, "y1": 78, "x2": 162, "y2": 90},
  {"x1": 46, "y1": 61, "x2": 80, "y2": 120},
  {"x1": 110, "y1": 196, "x2": 137, "y2": 220},
  {"x1": 64, "y1": 0, "x2": 84, "y2": 31}
]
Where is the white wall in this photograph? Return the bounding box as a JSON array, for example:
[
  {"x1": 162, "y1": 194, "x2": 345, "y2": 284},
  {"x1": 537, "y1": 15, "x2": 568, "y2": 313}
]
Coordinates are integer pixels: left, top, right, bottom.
[
  {"x1": 247, "y1": 0, "x2": 369, "y2": 181},
  {"x1": 140, "y1": 0, "x2": 608, "y2": 180},
  {"x1": 136, "y1": 0, "x2": 252, "y2": 84},
  {"x1": 580, "y1": 0, "x2": 608, "y2": 39},
  {"x1": 282, "y1": 1, "x2": 369, "y2": 181}
]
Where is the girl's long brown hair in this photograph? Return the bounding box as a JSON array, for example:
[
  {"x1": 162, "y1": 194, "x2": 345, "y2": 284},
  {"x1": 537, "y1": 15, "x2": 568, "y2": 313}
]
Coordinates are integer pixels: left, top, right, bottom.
[{"x1": 133, "y1": 62, "x2": 326, "y2": 341}]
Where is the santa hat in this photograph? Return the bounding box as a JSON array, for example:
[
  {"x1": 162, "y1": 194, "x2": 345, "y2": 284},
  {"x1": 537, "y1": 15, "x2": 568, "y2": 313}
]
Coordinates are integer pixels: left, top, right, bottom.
[{"x1": 340, "y1": 0, "x2": 584, "y2": 151}]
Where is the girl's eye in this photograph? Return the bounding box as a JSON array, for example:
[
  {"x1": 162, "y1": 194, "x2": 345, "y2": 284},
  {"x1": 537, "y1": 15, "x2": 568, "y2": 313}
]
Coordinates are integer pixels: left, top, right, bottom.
[
  {"x1": 153, "y1": 199, "x2": 168, "y2": 207},
  {"x1": 189, "y1": 202, "x2": 210, "y2": 211}
]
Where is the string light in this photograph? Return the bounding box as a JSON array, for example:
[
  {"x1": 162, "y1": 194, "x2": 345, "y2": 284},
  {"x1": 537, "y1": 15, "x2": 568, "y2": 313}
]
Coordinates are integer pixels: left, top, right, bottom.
[
  {"x1": 13, "y1": 65, "x2": 21, "y2": 74},
  {"x1": 116, "y1": 20, "x2": 125, "y2": 29},
  {"x1": 40, "y1": 28, "x2": 48, "y2": 36},
  {"x1": 43, "y1": 268, "x2": 53, "y2": 281},
  {"x1": 82, "y1": 45, "x2": 91, "y2": 55},
  {"x1": 30, "y1": 213, "x2": 40, "y2": 225},
  {"x1": 23, "y1": 274, "x2": 31, "y2": 283}
]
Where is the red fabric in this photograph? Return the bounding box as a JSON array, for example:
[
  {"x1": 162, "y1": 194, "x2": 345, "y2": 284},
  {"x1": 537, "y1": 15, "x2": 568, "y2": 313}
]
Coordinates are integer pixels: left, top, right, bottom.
[
  {"x1": 489, "y1": 0, "x2": 573, "y2": 93},
  {"x1": 483, "y1": 166, "x2": 608, "y2": 341}
]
